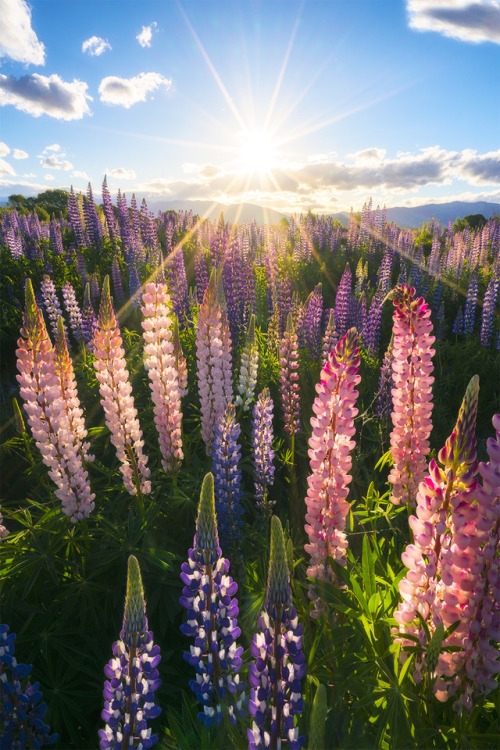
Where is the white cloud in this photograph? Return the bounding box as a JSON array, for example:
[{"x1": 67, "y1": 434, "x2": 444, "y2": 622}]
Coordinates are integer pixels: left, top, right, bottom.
[
  {"x1": 98, "y1": 72, "x2": 171, "y2": 108},
  {"x1": 0, "y1": 142, "x2": 10, "y2": 157},
  {"x1": 43, "y1": 143, "x2": 61, "y2": 153},
  {"x1": 72, "y1": 170, "x2": 90, "y2": 180},
  {"x1": 136, "y1": 22, "x2": 157, "y2": 48},
  {"x1": 82, "y1": 35, "x2": 111, "y2": 56},
  {"x1": 106, "y1": 167, "x2": 136, "y2": 179},
  {"x1": 12, "y1": 148, "x2": 28, "y2": 159},
  {"x1": 23, "y1": 172, "x2": 35, "y2": 177},
  {"x1": 0, "y1": 157, "x2": 15, "y2": 176},
  {"x1": 40, "y1": 153, "x2": 73, "y2": 170},
  {"x1": 0, "y1": 73, "x2": 92, "y2": 119},
  {"x1": 407, "y1": 1, "x2": 500, "y2": 43},
  {"x1": 44, "y1": 173, "x2": 55, "y2": 181},
  {"x1": 0, "y1": 0, "x2": 45, "y2": 65}
]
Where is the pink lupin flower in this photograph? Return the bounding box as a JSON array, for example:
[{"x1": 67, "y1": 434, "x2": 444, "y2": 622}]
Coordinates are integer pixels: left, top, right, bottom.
[
  {"x1": 195, "y1": 270, "x2": 233, "y2": 453},
  {"x1": 393, "y1": 376, "x2": 487, "y2": 702},
  {"x1": 279, "y1": 312, "x2": 301, "y2": 436},
  {"x1": 16, "y1": 280, "x2": 95, "y2": 521},
  {"x1": 304, "y1": 328, "x2": 361, "y2": 617},
  {"x1": 388, "y1": 285, "x2": 435, "y2": 506},
  {"x1": 93, "y1": 276, "x2": 151, "y2": 497},
  {"x1": 54, "y1": 316, "x2": 94, "y2": 464},
  {"x1": 141, "y1": 280, "x2": 183, "y2": 473}
]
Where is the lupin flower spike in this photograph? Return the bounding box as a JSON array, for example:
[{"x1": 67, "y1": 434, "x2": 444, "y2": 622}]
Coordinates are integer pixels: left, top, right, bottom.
[
  {"x1": 251, "y1": 388, "x2": 275, "y2": 520},
  {"x1": 248, "y1": 516, "x2": 306, "y2": 750},
  {"x1": 235, "y1": 315, "x2": 259, "y2": 412},
  {"x1": 179, "y1": 473, "x2": 246, "y2": 728},
  {"x1": 99, "y1": 555, "x2": 162, "y2": 749},
  {"x1": 279, "y1": 312, "x2": 301, "y2": 436}
]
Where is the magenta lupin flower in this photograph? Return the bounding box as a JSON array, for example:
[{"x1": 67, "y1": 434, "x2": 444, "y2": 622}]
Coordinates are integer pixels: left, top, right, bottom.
[
  {"x1": 93, "y1": 277, "x2": 151, "y2": 497},
  {"x1": 16, "y1": 280, "x2": 95, "y2": 521},
  {"x1": 141, "y1": 281, "x2": 183, "y2": 474},
  {"x1": 388, "y1": 285, "x2": 435, "y2": 506},
  {"x1": 279, "y1": 313, "x2": 301, "y2": 436},
  {"x1": 195, "y1": 271, "x2": 233, "y2": 453},
  {"x1": 304, "y1": 328, "x2": 361, "y2": 617},
  {"x1": 393, "y1": 376, "x2": 486, "y2": 702}
]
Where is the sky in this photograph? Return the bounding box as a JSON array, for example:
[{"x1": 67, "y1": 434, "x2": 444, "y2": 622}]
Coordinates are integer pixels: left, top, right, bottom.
[{"x1": 0, "y1": 0, "x2": 499, "y2": 215}]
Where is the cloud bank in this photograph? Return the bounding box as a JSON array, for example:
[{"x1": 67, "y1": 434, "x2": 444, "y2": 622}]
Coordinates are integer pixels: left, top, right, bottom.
[
  {"x1": 0, "y1": 0, "x2": 45, "y2": 64},
  {"x1": 98, "y1": 72, "x2": 171, "y2": 108},
  {"x1": 0, "y1": 73, "x2": 92, "y2": 119},
  {"x1": 407, "y1": 1, "x2": 500, "y2": 43}
]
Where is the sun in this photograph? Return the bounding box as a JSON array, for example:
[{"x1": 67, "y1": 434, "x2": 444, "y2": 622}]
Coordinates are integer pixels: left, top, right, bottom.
[{"x1": 237, "y1": 129, "x2": 277, "y2": 174}]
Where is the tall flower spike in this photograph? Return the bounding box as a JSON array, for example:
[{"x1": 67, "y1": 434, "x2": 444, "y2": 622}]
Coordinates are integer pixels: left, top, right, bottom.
[
  {"x1": 212, "y1": 403, "x2": 244, "y2": 553},
  {"x1": 99, "y1": 556, "x2": 161, "y2": 749},
  {"x1": 393, "y1": 376, "x2": 486, "y2": 704},
  {"x1": 235, "y1": 314, "x2": 259, "y2": 412},
  {"x1": 93, "y1": 276, "x2": 151, "y2": 496},
  {"x1": 0, "y1": 624, "x2": 57, "y2": 748},
  {"x1": 172, "y1": 314, "x2": 188, "y2": 398},
  {"x1": 388, "y1": 285, "x2": 435, "y2": 506},
  {"x1": 248, "y1": 516, "x2": 306, "y2": 750},
  {"x1": 17, "y1": 280, "x2": 95, "y2": 521},
  {"x1": 141, "y1": 281, "x2": 183, "y2": 474},
  {"x1": 179, "y1": 473, "x2": 246, "y2": 727},
  {"x1": 279, "y1": 312, "x2": 301, "y2": 436},
  {"x1": 304, "y1": 328, "x2": 361, "y2": 617},
  {"x1": 251, "y1": 388, "x2": 275, "y2": 521}
]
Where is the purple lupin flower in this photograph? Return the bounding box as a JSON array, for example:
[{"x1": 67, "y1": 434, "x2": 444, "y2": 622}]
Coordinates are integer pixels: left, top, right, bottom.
[
  {"x1": 0, "y1": 625, "x2": 57, "y2": 748},
  {"x1": 463, "y1": 271, "x2": 479, "y2": 335},
  {"x1": 212, "y1": 403, "x2": 244, "y2": 552},
  {"x1": 40, "y1": 273, "x2": 66, "y2": 340},
  {"x1": 248, "y1": 516, "x2": 305, "y2": 750},
  {"x1": 453, "y1": 306, "x2": 464, "y2": 335},
  {"x1": 67, "y1": 185, "x2": 85, "y2": 247},
  {"x1": 251, "y1": 388, "x2": 275, "y2": 520},
  {"x1": 335, "y1": 264, "x2": 352, "y2": 338},
  {"x1": 111, "y1": 255, "x2": 125, "y2": 307},
  {"x1": 99, "y1": 555, "x2": 161, "y2": 749},
  {"x1": 279, "y1": 313, "x2": 301, "y2": 436},
  {"x1": 480, "y1": 275, "x2": 499, "y2": 347},
  {"x1": 102, "y1": 175, "x2": 119, "y2": 245},
  {"x1": 180, "y1": 473, "x2": 246, "y2": 728},
  {"x1": 62, "y1": 281, "x2": 84, "y2": 343},
  {"x1": 376, "y1": 338, "x2": 394, "y2": 420},
  {"x1": 81, "y1": 282, "x2": 98, "y2": 351}
]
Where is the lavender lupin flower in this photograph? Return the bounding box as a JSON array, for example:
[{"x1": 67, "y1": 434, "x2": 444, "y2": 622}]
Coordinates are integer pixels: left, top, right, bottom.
[
  {"x1": 61, "y1": 281, "x2": 84, "y2": 344},
  {"x1": 251, "y1": 388, "x2": 275, "y2": 520},
  {"x1": 82, "y1": 282, "x2": 98, "y2": 351},
  {"x1": 212, "y1": 404, "x2": 244, "y2": 552},
  {"x1": 248, "y1": 516, "x2": 306, "y2": 750},
  {"x1": 180, "y1": 473, "x2": 246, "y2": 728},
  {"x1": 99, "y1": 556, "x2": 161, "y2": 749},
  {"x1": 0, "y1": 624, "x2": 57, "y2": 748}
]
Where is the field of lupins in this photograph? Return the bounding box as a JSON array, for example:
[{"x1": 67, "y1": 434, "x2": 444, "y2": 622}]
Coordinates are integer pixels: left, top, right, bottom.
[{"x1": 0, "y1": 184, "x2": 499, "y2": 749}]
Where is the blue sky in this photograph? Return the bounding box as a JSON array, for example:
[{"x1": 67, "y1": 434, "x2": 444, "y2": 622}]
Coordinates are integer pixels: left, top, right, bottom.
[{"x1": 0, "y1": 0, "x2": 499, "y2": 214}]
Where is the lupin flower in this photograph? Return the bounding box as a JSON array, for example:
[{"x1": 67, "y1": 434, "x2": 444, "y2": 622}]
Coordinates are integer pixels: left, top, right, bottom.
[
  {"x1": 61, "y1": 281, "x2": 84, "y2": 343},
  {"x1": 279, "y1": 313, "x2": 301, "y2": 437},
  {"x1": 212, "y1": 403, "x2": 244, "y2": 552},
  {"x1": 251, "y1": 388, "x2": 275, "y2": 520},
  {"x1": 16, "y1": 280, "x2": 95, "y2": 521},
  {"x1": 0, "y1": 624, "x2": 57, "y2": 748},
  {"x1": 235, "y1": 315, "x2": 259, "y2": 412},
  {"x1": 99, "y1": 556, "x2": 161, "y2": 749},
  {"x1": 248, "y1": 516, "x2": 306, "y2": 750},
  {"x1": 93, "y1": 277, "x2": 151, "y2": 496},
  {"x1": 179, "y1": 473, "x2": 246, "y2": 727},
  {"x1": 393, "y1": 376, "x2": 489, "y2": 704},
  {"x1": 321, "y1": 309, "x2": 338, "y2": 366},
  {"x1": 54, "y1": 316, "x2": 94, "y2": 464},
  {"x1": 141, "y1": 280, "x2": 183, "y2": 474},
  {"x1": 304, "y1": 329, "x2": 361, "y2": 616},
  {"x1": 40, "y1": 274, "x2": 66, "y2": 340},
  {"x1": 172, "y1": 314, "x2": 188, "y2": 398},
  {"x1": 81, "y1": 282, "x2": 98, "y2": 351},
  {"x1": 388, "y1": 285, "x2": 435, "y2": 507},
  {"x1": 196, "y1": 270, "x2": 233, "y2": 453},
  {"x1": 376, "y1": 338, "x2": 394, "y2": 421}
]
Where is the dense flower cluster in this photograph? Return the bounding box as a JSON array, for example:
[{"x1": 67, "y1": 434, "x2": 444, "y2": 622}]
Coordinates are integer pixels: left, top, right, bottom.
[
  {"x1": 93, "y1": 276, "x2": 151, "y2": 496},
  {"x1": 248, "y1": 516, "x2": 305, "y2": 749},
  {"x1": 0, "y1": 624, "x2": 57, "y2": 748},
  {"x1": 251, "y1": 388, "x2": 275, "y2": 520},
  {"x1": 304, "y1": 328, "x2": 361, "y2": 615},
  {"x1": 212, "y1": 403, "x2": 244, "y2": 551},
  {"x1": 196, "y1": 271, "x2": 233, "y2": 452},
  {"x1": 235, "y1": 315, "x2": 259, "y2": 411},
  {"x1": 141, "y1": 281, "x2": 183, "y2": 473},
  {"x1": 279, "y1": 313, "x2": 301, "y2": 436},
  {"x1": 180, "y1": 474, "x2": 246, "y2": 727},
  {"x1": 16, "y1": 281, "x2": 95, "y2": 521},
  {"x1": 61, "y1": 281, "x2": 84, "y2": 343},
  {"x1": 99, "y1": 556, "x2": 161, "y2": 749},
  {"x1": 389, "y1": 285, "x2": 435, "y2": 506}
]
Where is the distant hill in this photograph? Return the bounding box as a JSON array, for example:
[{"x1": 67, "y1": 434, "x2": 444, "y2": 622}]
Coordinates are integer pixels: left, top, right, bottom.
[
  {"x1": 331, "y1": 201, "x2": 500, "y2": 229},
  {"x1": 142, "y1": 199, "x2": 288, "y2": 226}
]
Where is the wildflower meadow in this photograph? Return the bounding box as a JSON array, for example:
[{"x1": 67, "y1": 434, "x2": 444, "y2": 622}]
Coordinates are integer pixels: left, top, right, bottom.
[{"x1": 0, "y1": 187, "x2": 499, "y2": 749}]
